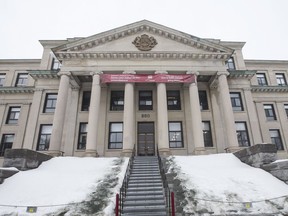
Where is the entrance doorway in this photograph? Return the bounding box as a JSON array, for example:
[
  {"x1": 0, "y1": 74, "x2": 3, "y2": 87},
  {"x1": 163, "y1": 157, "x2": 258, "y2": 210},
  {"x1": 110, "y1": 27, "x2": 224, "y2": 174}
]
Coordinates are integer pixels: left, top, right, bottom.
[{"x1": 137, "y1": 122, "x2": 155, "y2": 156}]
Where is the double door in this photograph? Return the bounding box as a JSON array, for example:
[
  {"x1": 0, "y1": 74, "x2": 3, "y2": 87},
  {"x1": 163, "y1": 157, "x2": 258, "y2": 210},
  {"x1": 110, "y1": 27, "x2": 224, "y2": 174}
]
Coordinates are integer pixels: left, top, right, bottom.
[{"x1": 137, "y1": 122, "x2": 155, "y2": 156}]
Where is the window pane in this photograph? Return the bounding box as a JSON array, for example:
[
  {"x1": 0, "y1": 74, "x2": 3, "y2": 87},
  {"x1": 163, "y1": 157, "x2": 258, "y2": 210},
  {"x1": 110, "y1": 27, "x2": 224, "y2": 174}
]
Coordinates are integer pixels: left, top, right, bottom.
[
  {"x1": 169, "y1": 122, "x2": 183, "y2": 148},
  {"x1": 111, "y1": 123, "x2": 123, "y2": 132}
]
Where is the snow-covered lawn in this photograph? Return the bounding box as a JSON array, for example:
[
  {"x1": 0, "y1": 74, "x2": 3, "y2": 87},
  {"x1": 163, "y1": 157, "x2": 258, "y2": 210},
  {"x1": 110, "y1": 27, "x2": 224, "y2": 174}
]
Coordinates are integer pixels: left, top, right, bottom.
[
  {"x1": 167, "y1": 153, "x2": 288, "y2": 215},
  {"x1": 0, "y1": 157, "x2": 129, "y2": 216}
]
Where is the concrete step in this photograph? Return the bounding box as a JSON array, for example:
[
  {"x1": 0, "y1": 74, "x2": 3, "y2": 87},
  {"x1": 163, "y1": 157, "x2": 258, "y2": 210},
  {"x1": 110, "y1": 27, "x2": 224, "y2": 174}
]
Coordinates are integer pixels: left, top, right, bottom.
[
  {"x1": 123, "y1": 205, "x2": 166, "y2": 213},
  {"x1": 124, "y1": 199, "x2": 165, "y2": 206},
  {"x1": 128, "y1": 182, "x2": 163, "y2": 188},
  {"x1": 131, "y1": 170, "x2": 160, "y2": 174},
  {"x1": 129, "y1": 175, "x2": 162, "y2": 181},
  {"x1": 126, "y1": 190, "x2": 164, "y2": 196},
  {"x1": 129, "y1": 178, "x2": 162, "y2": 183},
  {"x1": 130, "y1": 173, "x2": 160, "y2": 177},
  {"x1": 124, "y1": 194, "x2": 165, "y2": 201},
  {"x1": 123, "y1": 213, "x2": 167, "y2": 216},
  {"x1": 127, "y1": 186, "x2": 163, "y2": 192}
]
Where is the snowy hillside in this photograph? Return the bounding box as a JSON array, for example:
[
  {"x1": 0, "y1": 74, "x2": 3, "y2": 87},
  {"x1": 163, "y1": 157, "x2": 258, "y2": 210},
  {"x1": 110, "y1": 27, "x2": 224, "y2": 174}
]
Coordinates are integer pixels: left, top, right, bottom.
[
  {"x1": 167, "y1": 154, "x2": 288, "y2": 215},
  {"x1": 0, "y1": 157, "x2": 129, "y2": 216}
]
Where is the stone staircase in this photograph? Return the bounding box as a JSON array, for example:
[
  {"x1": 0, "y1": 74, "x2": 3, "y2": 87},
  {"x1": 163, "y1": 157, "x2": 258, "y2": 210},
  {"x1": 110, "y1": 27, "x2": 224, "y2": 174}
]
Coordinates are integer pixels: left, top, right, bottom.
[{"x1": 122, "y1": 156, "x2": 167, "y2": 216}]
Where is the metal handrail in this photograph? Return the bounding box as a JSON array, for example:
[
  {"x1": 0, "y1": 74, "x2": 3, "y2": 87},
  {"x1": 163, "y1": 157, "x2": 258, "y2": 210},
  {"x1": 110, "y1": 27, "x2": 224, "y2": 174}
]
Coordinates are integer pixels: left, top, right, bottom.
[
  {"x1": 157, "y1": 146, "x2": 175, "y2": 216},
  {"x1": 117, "y1": 145, "x2": 136, "y2": 215}
]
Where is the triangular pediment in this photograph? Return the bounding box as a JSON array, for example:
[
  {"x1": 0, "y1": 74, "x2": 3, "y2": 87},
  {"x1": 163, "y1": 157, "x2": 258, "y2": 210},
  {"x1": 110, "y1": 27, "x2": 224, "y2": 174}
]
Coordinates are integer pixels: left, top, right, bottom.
[{"x1": 52, "y1": 20, "x2": 234, "y2": 60}]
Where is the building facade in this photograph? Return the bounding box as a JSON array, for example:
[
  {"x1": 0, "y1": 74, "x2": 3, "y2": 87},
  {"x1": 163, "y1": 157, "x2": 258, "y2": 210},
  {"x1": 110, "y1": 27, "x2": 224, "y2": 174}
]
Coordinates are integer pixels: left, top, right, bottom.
[{"x1": 1, "y1": 20, "x2": 288, "y2": 166}]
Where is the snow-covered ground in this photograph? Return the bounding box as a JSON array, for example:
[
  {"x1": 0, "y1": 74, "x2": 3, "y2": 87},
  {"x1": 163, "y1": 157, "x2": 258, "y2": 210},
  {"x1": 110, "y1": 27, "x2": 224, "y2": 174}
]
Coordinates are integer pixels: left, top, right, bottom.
[
  {"x1": 168, "y1": 154, "x2": 288, "y2": 215},
  {"x1": 1, "y1": 154, "x2": 288, "y2": 215},
  {"x1": 0, "y1": 157, "x2": 129, "y2": 216}
]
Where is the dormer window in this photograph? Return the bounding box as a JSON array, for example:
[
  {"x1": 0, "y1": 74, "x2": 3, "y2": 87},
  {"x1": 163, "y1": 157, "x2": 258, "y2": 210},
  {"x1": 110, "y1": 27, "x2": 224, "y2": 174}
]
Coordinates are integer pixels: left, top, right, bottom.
[{"x1": 226, "y1": 57, "x2": 236, "y2": 70}]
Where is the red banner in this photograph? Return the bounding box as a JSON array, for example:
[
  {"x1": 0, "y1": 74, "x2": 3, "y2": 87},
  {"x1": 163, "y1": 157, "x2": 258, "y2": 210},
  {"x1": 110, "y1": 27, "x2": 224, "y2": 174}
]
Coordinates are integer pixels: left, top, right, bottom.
[{"x1": 101, "y1": 74, "x2": 195, "y2": 83}]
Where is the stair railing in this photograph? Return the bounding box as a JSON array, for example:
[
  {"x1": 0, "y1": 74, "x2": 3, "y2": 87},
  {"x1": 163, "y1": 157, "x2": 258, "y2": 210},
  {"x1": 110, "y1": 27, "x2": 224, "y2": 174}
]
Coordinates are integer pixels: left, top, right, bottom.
[
  {"x1": 157, "y1": 146, "x2": 175, "y2": 216},
  {"x1": 116, "y1": 145, "x2": 136, "y2": 215}
]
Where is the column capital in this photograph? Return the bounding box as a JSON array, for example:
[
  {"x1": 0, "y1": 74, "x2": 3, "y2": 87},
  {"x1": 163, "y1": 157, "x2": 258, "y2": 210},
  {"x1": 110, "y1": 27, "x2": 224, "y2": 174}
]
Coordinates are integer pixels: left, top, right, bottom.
[
  {"x1": 217, "y1": 71, "x2": 230, "y2": 77},
  {"x1": 186, "y1": 71, "x2": 199, "y2": 76},
  {"x1": 90, "y1": 71, "x2": 103, "y2": 76},
  {"x1": 155, "y1": 71, "x2": 168, "y2": 74},
  {"x1": 123, "y1": 70, "x2": 136, "y2": 74},
  {"x1": 57, "y1": 71, "x2": 71, "y2": 77}
]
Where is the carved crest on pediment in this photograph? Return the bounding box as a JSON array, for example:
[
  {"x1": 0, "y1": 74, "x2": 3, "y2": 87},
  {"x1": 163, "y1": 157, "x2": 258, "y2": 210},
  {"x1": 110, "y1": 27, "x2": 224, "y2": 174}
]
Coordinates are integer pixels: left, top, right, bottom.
[{"x1": 132, "y1": 34, "x2": 157, "y2": 51}]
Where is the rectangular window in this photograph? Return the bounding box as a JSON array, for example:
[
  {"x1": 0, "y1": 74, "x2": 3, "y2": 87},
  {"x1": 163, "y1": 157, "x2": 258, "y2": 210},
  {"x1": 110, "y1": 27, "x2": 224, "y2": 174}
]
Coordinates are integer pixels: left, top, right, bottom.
[
  {"x1": 15, "y1": 73, "x2": 28, "y2": 87},
  {"x1": 0, "y1": 134, "x2": 14, "y2": 157},
  {"x1": 6, "y1": 107, "x2": 21, "y2": 124},
  {"x1": 108, "y1": 122, "x2": 123, "y2": 149},
  {"x1": 81, "y1": 91, "x2": 91, "y2": 111},
  {"x1": 235, "y1": 122, "x2": 250, "y2": 147},
  {"x1": 78, "y1": 123, "x2": 87, "y2": 150},
  {"x1": 199, "y1": 91, "x2": 209, "y2": 110},
  {"x1": 51, "y1": 58, "x2": 61, "y2": 70},
  {"x1": 264, "y1": 104, "x2": 276, "y2": 121},
  {"x1": 202, "y1": 121, "x2": 213, "y2": 147},
  {"x1": 269, "y1": 129, "x2": 284, "y2": 150},
  {"x1": 226, "y1": 57, "x2": 236, "y2": 70},
  {"x1": 276, "y1": 73, "x2": 287, "y2": 86},
  {"x1": 0, "y1": 74, "x2": 5, "y2": 87},
  {"x1": 168, "y1": 122, "x2": 183, "y2": 148},
  {"x1": 37, "y1": 125, "x2": 52, "y2": 151},
  {"x1": 139, "y1": 91, "x2": 153, "y2": 110},
  {"x1": 230, "y1": 92, "x2": 243, "y2": 111},
  {"x1": 285, "y1": 104, "x2": 288, "y2": 118},
  {"x1": 110, "y1": 91, "x2": 124, "y2": 111},
  {"x1": 256, "y1": 73, "x2": 268, "y2": 86},
  {"x1": 167, "y1": 90, "x2": 181, "y2": 110},
  {"x1": 44, "y1": 93, "x2": 57, "y2": 113}
]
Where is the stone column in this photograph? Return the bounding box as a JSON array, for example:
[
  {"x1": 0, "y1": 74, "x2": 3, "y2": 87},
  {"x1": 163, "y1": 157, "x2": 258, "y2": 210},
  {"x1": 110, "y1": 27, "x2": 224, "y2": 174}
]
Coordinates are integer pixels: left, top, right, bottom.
[
  {"x1": 23, "y1": 89, "x2": 43, "y2": 149},
  {"x1": 122, "y1": 72, "x2": 135, "y2": 156},
  {"x1": 0, "y1": 103, "x2": 7, "y2": 128},
  {"x1": 85, "y1": 71, "x2": 102, "y2": 157},
  {"x1": 243, "y1": 88, "x2": 262, "y2": 144},
  {"x1": 49, "y1": 72, "x2": 71, "y2": 156},
  {"x1": 187, "y1": 71, "x2": 205, "y2": 154},
  {"x1": 217, "y1": 71, "x2": 238, "y2": 151},
  {"x1": 156, "y1": 71, "x2": 170, "y2": 155}
]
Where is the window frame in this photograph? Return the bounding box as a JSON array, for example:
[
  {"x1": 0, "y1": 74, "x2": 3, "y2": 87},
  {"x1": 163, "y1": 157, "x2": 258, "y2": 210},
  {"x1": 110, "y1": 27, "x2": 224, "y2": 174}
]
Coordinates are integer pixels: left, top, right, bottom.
[
  {"x1": 51, "y1": 57, "x2": 61, "y2": 70},
  {"x1": 139, "y1": 90, "x2": 153, "y2": 110},
  {"x1": 256, "y1": 73, "x2": 268, "y2": 86},
  {"x1": 81, "y1": 91, "x2": 91, "y2": 111},
  {"x1": 37, "y1": 124, "x2": 52, "y2": 151},
  {"x1": 276, "y1": 73, "x2": 287, "y2": 86},
  {"x1": 235, "y1": 122, "x2": 250, "y2": 147},
  {"x1": 167, "y1": 90, "x2": 181, "y2": 110},
  {"x1": 110, "y1": 91, "x2": 124, "y2": 111},
  {"x1": 168, "y1": 121, "x2": 183, "y2": 148},
  {"x1": 226, "y1": 57, "x2": 236, "y2": 70},
  {"x1": 199, "y1": 91, "x2": 209, "y2": 110},
  {"x1": 269, "y1": 129, "x2": 284, "y2": 150},
  {"x1": 43, "y1": 93, "x2": 57, "y2": 113},
  {"x1": 202, "y1": 121, "x2": 213, "y2": 147},
  {"x1": 6, "y1": 106, "x2": 21, "y2": 124},
  {"x1": 230, "y1": 92, "x2": 243, "y2": 111},
  {"x1": 78, "y1": 123, "x2": 88, "y2": 150},
  {"x1": 0, "y1": 73, "x2": 5, "y2": 87},
  {"x1": 0, "y1": 134, "x2": 14, "y2": 157},
  {"x1": 264, "y1": 104, "x2": 277, "y2": 121},
  {"x1": 285, "y1": 104, "x2": 288, "y2": 118},
  {"x1": 108, "y1": 122, "x2": 123, "y2": 149},
  {"x1": 15, "y1": 73, "x2": 28, "y2": 87}
]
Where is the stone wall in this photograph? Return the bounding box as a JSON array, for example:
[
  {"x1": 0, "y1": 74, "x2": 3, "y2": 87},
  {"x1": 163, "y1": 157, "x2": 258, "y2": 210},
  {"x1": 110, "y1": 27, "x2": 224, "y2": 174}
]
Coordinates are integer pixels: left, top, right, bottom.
[{"x1": 262, "y1": 160, "x2": 288, "y2": 184}]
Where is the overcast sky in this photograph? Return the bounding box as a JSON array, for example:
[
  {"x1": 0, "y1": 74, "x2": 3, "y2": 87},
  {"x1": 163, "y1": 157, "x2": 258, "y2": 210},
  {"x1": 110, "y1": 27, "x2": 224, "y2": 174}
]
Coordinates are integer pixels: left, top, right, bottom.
[{"x1": 1, "y1": 0, "x2": 287, "y2": 60}]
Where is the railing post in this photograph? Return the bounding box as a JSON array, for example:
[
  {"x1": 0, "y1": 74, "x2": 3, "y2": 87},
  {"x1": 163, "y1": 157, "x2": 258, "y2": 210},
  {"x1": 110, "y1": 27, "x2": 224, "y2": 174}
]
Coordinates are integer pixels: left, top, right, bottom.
[
  {"x1": 115, "y1": 193, "x2": 119, "y2": 216},
  {"x1": 171, "y1": 192, "x2": 175, "y2": 216}
]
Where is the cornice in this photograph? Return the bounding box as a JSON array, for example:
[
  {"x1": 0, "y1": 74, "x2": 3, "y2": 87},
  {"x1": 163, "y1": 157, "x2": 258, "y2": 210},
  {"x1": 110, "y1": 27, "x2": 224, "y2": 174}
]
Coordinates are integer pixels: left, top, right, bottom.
[
  {"x1": 0, "y1": 87, "x2": 34, "y2": 94},
  {"x1": 28, "y1": 70, "x2": 59, "y2": 80},
  {"x1": 228, "y1": 70, "x2": 256, "y2": 79},
  {"x1": 56, "y1": 51, "x2": 231, "y2": 60},
  {"x1": 251, "y1": 85, "x2": 288, "y2": 92}
]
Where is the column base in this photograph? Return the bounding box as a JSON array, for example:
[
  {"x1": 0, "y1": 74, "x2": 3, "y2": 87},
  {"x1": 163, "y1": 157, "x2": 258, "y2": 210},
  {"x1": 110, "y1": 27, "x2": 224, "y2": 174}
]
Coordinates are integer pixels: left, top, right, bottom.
[
  {"x1": 193, "y1": 147, "x2": 206, "y2": 155},
  {"x1": 158, "y1": 148, "x2": 171, "y2": 157},
  {"x1": 121, "y1": 149, "x2": 133, "y2": 157},
  {"x1": 47, "y1": 150, "x2": 63, "y2": 157},
  {"x1": 85, "y1": 150, "x2": 99, "y2": 157},
  {"x1": 224, "y1": 146, "x2": 241, "y2": 153}
]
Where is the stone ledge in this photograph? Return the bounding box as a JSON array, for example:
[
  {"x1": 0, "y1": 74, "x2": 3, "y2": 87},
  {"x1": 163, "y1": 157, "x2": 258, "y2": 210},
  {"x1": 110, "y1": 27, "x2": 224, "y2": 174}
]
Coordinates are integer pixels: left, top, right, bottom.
[
  {"x1": 262, "y1": 160, "x2": 288, "y2": 183},
  {"x1": 0, "y1": 168, "x2": 19, "y2": 184},
  {"x1": 3, "y1": 149, "x2": 53, "y2": 171},
  {"x1": 233, "y1": 144, "x2": 277, "y2": 168}
]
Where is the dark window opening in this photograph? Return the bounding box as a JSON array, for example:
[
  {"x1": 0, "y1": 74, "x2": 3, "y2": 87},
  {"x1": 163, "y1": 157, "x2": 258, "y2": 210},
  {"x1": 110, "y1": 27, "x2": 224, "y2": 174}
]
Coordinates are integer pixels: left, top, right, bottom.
[
  {"x1": 139, "y1": 91, "x2": 153, "y2": 110},
  {"x1": 167, "y1": 90, "x2": 181, "y2": 110},
  {"x1": 110, "y1": 91, "x2": 124, "y2": 111}
]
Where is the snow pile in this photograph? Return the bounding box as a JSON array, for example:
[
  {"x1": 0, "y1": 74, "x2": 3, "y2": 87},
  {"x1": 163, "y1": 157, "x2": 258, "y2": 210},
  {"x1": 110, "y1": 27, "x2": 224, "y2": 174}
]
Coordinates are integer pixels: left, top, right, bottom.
[
  {"x1": 0, "y1": 157, "x2": 128, "y2": 216},
  {"x1": 169, "y1": 154, "x2": 288, "y2": 215}
]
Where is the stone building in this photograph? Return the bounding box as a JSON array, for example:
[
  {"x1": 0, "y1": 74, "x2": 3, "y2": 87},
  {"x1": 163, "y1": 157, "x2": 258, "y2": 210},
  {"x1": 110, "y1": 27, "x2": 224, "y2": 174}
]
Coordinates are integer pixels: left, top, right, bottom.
[{"x1": 0, "y1": 20, "x2": 288, "y2": 166}]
